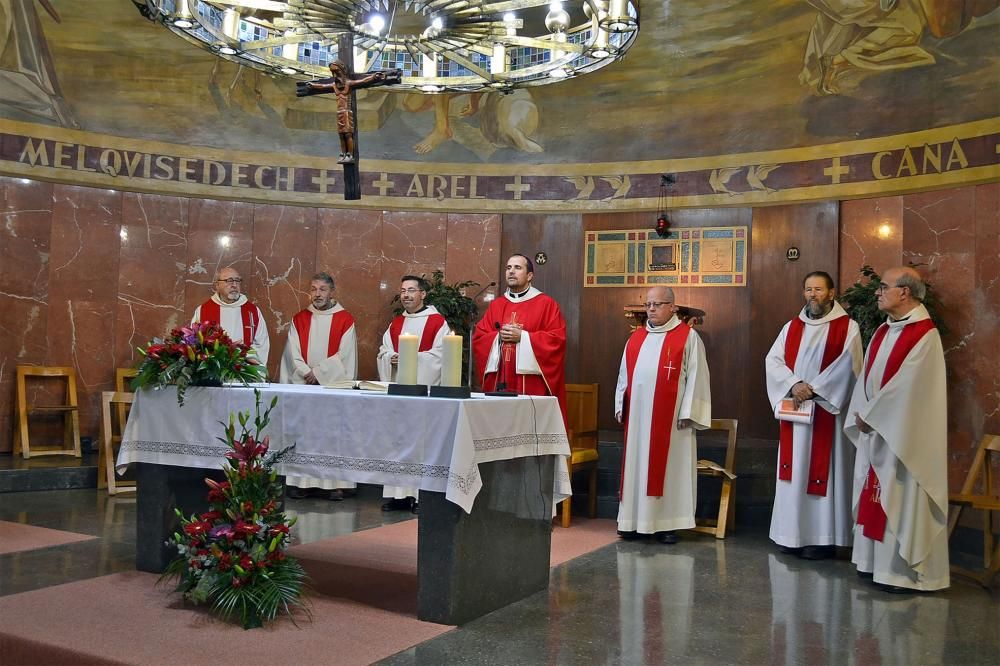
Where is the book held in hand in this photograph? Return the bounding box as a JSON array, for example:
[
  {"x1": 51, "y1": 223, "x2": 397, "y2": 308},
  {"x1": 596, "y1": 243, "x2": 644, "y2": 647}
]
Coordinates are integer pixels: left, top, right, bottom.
[{"x1": 776, "y1": 398, "x2": 814, "y2": 424}]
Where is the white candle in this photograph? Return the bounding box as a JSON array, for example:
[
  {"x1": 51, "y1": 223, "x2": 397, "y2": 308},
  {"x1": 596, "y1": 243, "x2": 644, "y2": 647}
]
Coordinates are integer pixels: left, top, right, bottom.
[
  {"x1": 397, "y1": 334, "x2": 419, "y2": 385},
  {"x1": 442, "y1": 334, "x2": 463, "y2": 387}
]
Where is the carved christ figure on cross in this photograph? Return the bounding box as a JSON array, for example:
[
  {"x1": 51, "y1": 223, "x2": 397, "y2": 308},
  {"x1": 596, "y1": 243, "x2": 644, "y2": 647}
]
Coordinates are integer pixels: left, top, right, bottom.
[{"x1": 297, "y1": 61, "x2": 402, "y2": 164}]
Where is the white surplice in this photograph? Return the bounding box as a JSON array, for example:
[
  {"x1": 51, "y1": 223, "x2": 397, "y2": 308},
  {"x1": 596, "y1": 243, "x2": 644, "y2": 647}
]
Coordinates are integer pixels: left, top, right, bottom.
[
  {"x1": 191, "y1": 294, "x2": 269, "y2": 366},
  {"x1": 765, "y1": 302, "x2": 862, "y2": 548},
  {"x1": 615, "y1": 316, "x2": 712, "y2": 533},
  {"x1": 844, "y1": 304, "x2": 949, "y2": 591},
  {"x1": 279, "y1": 303, "x2": 357, "y2": 386},
  {"x1": 377, "y1": 305, "x2": 452, "y2": 500},
  {"x1": 279, "y1": 302, "x2": 357, "y2": 491}
]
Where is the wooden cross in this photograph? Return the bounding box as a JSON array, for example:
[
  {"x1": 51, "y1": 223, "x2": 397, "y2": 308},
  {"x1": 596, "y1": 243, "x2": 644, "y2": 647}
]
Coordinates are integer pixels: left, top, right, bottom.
[{"x1": 295, "y1": 34, "x2": 401, "y2": 200}]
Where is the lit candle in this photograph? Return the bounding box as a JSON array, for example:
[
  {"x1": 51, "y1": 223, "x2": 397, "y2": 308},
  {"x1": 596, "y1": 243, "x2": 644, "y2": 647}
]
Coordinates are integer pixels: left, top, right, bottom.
[
  {"x1": 441, "y1": 334, "x2": 463, "y2": 387},
  {"x1": 397, "y1": 334, "x2": 419, "y2": 385}
]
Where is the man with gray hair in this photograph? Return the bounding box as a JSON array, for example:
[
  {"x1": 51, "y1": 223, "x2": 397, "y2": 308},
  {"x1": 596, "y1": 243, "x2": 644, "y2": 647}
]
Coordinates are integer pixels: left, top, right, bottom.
[
  {"x1": 845, "y1": 266, "x2": 949, "y2": 592},
  {"x1": 191, "y1": 266, "x2": 269, "y2": 364},
  {"x1": 280, "y1": 272, "x2": 357, "y2": 500},
  {"x1": 614, "y1": 286, "x2": 712, "y2": 544}
]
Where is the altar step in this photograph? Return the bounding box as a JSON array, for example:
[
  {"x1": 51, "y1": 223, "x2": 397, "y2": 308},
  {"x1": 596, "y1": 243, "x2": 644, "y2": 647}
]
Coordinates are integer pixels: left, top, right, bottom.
[{"x1": 0, "y1": 452, "x2": 99, "y2": 493}]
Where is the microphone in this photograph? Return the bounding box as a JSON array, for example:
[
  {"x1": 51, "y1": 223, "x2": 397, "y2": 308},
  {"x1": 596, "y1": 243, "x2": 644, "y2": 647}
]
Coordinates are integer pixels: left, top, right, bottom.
[{"x1": 473, "y1": 281, "x2": 497, "y2": 301}]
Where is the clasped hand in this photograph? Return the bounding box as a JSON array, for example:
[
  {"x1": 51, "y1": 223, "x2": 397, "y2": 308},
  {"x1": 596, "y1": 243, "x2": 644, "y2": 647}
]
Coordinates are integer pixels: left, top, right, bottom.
[
  {"x1": 499, "y1": 323, "x2": 523, "y2": 343},
  {"x1": 790, "y1": 381, "x2": 814, "y2": 409}
]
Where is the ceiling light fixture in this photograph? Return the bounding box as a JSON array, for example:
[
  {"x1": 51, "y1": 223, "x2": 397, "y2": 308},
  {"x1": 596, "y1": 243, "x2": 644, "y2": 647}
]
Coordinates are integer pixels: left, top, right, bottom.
[{"x1": 138, "y1": 0, "x2": 639, "y2": 93}]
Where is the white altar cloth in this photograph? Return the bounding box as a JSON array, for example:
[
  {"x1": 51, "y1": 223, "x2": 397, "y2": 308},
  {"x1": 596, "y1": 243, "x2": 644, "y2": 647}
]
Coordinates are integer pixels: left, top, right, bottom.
[{"x1": 116, "y1": 385, "x2": 571, "y2": 513}]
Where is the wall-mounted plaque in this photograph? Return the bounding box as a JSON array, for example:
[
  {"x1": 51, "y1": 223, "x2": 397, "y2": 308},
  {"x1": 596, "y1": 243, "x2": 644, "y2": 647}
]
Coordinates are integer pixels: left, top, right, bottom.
[{"x1": 584, "y1": 226, "x2": 748, "y2": 288}]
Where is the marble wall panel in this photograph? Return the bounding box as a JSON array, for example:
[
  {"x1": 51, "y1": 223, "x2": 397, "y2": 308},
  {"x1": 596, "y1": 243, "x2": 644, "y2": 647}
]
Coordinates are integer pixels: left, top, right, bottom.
[
  {"x1": 973, "y1": 184, "x2": 999, "y2": 439},
  {"x1": 0, "y1": 178, "x2": 54, "y2": 452},
  {"x1": 317, "y1": 208, "x2": 385, "y2": 380},
  {"x1": 115, "y1": 193, "x2": 189, "y2": 368},
  {"x1": 444, "y1": 213, "x2": 502, "y2": 306},
  {"x1": 839, "y1": 197, "x2": 902, "y2": 289},
  {"x1": 250, "y1": 205, "x2": 319, "y2": 375},
  {"x1": 48, "y1": 185, "x2": 122, "y2": 303},
  {"x1": 184, "y1": 199, "x2": 254, "y2": 315}
]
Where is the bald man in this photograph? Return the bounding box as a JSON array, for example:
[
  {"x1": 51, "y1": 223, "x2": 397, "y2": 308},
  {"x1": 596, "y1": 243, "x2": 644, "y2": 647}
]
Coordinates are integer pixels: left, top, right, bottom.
[
  {"x1": 191, "y1": 267, "x2": 269, "y2": 364},
  {"x1": 615, "y1": 286, "x2": 712, "y2": 544},
  {"x1": 845, "y1": 266, "x2": 949, "y2": 592}
]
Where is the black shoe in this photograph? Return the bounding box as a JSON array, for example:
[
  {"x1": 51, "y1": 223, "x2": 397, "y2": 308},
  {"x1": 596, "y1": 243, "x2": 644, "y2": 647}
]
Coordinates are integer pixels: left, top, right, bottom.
[
  {"x1": 655, "y1": 531, "x2": 678, "y2": 544},
  {"x1": 286, "y1": 487, "x2": 308, "y2": 500},
  {"x1": 411, "y1": 501, "x2": 419, "y2": 514},
  {"x1": 617, "y1": 530, "x2": 640, "y2": 541},
  {"x1": 327, "y1": 489, "x2": 344, "y2": 501},
  {"x1": 857, "y1": 570, "x2": 874, "y2": 580},
  {"x1": 800, "y1": 545, "x2": 835, "y2": 560},
  {"x1": 382, "y1": 498, "x2": 410, "y2": 512},
  {"x1": 777, "y1": 545, "x2": 802, "y2": 555}
]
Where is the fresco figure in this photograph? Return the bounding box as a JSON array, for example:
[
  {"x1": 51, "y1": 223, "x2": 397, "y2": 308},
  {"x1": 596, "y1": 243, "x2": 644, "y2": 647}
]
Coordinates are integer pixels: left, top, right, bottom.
[{"x1": 801, "y1": 0, "x2": 999, "y2": 95}]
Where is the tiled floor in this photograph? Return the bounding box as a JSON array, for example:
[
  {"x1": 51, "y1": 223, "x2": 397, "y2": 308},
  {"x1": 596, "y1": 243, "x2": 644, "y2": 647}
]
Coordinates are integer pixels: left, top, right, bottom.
[{"x1": 2, "y1": 487, "x2": 998, "y2": 665}]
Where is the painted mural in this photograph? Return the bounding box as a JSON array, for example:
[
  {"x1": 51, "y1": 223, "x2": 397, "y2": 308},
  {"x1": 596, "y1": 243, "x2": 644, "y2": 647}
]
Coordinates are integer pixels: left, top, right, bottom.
[{"x1": 0, "y1": 0, "x2": 997, "y2": 209}]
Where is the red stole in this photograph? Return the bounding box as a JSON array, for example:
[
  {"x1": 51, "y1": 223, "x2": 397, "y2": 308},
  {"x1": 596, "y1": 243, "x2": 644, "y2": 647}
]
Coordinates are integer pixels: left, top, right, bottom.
[
  {"x1": 199, "y1": 300, "x2": 257, "y2": 346},
  {"x1": 292, "y1": 309, "x2": 354, "y2": 365},
  {"x1": 778, "y1": 315, "x2": 850, "y2": 496},
  {"x1": 389, "y1": 313, "x2": 447, "y2": 352},
  {"x1": 621, "y1": 324, "x2": 692, "y2": 498},
  {"x1": 856, "y1": 318, "x2": 936, "y2": 541}
]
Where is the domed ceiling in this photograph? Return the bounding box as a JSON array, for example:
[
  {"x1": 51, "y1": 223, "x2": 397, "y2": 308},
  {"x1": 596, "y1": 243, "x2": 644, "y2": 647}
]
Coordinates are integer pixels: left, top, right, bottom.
[{"x1": 1, "y1": 0, "x2": 997, "y2": 210}]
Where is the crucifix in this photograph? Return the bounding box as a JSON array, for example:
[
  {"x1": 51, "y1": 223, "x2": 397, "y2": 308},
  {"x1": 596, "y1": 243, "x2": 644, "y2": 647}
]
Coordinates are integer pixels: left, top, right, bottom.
[
  {"x1": 296, "y1": 34, "x2": 401, "y2": 200},
  {"x1": 663, "y1": 348, "x2": 676, "y2": 381}
]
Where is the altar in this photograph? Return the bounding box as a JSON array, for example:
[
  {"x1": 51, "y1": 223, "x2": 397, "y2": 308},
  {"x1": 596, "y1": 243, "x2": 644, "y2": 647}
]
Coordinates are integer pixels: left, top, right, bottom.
[{"x1": 116, "y1": 385, "x2": 572, "y2": 625}]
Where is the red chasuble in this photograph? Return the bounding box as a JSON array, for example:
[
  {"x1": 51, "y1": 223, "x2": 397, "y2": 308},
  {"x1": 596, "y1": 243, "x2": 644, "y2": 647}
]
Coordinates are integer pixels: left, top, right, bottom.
[
  {"x1": 389, "y1": 313, "x2": 447, "y2": 352},
  {"x1": 472, "y1": 292, "x2": 567, "y2": 424},
  {"x1": 199, "y1": 300, "x2": 258, "y2": 346},
  {"x1": 621, "y1": 324, "x2": 692, "y2": 497},
  {"x1": 856, "y1": 318, "x2": 936, "y2": 541},
  {"x1": 292, "y1": 309, "x2": 354, "y2": 365},
  {"x1": 778, "y1": 315, "x2": 850, "y2": 496}
]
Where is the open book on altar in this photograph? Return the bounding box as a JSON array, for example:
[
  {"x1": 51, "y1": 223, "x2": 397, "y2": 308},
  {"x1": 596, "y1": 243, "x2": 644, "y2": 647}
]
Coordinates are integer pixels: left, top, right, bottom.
[
  {"x1": 323, "y1": 380, "x2": 390, "y2": 392},
  {"x1": 775, "y1": 398, "x2": 814, "y2": 424}
]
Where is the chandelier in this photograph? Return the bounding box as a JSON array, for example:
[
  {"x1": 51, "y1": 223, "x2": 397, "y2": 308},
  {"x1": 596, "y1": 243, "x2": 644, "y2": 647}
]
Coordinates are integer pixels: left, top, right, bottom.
[{"x1": 136, "y1": 0, "x2": 639, "y2": 93}]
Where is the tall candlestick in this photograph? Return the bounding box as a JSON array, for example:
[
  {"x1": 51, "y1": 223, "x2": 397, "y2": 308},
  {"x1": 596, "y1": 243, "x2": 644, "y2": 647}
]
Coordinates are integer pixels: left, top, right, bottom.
[
  {"x1": 397, "y1": 334, "x2": 419, "y2": 385},
  {"x1": 442, "y1": 334, "x2": 463, "y2": 387}
]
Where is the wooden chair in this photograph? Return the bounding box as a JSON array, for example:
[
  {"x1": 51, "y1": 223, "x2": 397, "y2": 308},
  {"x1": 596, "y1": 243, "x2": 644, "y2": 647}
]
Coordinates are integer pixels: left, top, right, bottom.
[
  {"x1": 13, "y1": 365, "x2": 82, "y2": 458},
  {"x1": 558, "y1": 383, "x2": 599, "y2": 528},
  {"x1": 115, "y1": 367, "x2": 138, "y2": 434},
  {"x1": 98, "y1": 391, "x2": 137, "y2": 495},
  {"x1": 691, "y1": 418, "x2": 739, "y2": 539},
  {"x1": 947, "y1": 433, "x2": 999, "y2": 588}
]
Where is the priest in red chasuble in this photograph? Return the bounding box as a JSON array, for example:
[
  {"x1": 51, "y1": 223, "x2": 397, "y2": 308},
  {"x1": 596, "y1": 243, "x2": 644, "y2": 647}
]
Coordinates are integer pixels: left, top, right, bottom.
[
  {"x1": 765, "y1": 271, "x2": 862, "y2": 560},
  {"x1": 377, "y1": 275, "x2": 452, "y2": 512},
  {"x1": 472, "y1": 254, "x2": 568, "y2": 422},
  {"x1": 191, "y1": 266, "x2": 269, "y2": 365},
  {"x1": 845, "y1": 266, "x2": 949, "y2": 592},
  {"x1": 615, "y1": 286, "x2": 711, "y2": 544},
  {"x1": 279, "y1": 272, "x2": 358, "y2": 500}
]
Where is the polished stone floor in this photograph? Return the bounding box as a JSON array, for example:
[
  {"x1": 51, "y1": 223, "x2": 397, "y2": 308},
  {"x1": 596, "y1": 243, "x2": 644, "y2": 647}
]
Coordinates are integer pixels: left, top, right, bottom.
[{"x1": 2, "y1": 487, "x2": 998, "y2": 665}]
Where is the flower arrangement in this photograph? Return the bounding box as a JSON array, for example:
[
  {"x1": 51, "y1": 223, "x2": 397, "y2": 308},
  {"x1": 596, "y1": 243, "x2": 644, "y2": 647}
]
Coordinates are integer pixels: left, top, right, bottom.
[
  {"x1": 161, "y1": 391, "x2": 307, "y2": 629},
  {"x1": 132, "y1": 321, "x2": 266, "y2": 405}
]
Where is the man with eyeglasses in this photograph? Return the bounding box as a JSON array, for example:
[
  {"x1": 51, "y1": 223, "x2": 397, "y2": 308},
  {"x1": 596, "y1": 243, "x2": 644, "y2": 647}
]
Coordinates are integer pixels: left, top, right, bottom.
[
  {"x1": 191, "y1": 266, "x2": 269, "y2": 366},
  {"x1": 376, "y1": 275, "x2": 453, "y2": 512},
  {"x1": 472, "y1": 254, "x2": 568, "y2": 423},
  {"x1": 615, "y1": 286, "x2": 712, "y2": 544},
  {"x1": 845, "y1": 266, "x2": 949, "y2": 592},
  {"x1": 280, "y1": 271, "x2": 358, "y2": 501},
  {"x1": 764, "y1": 271, "x2": 863, "y2": 561}
]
